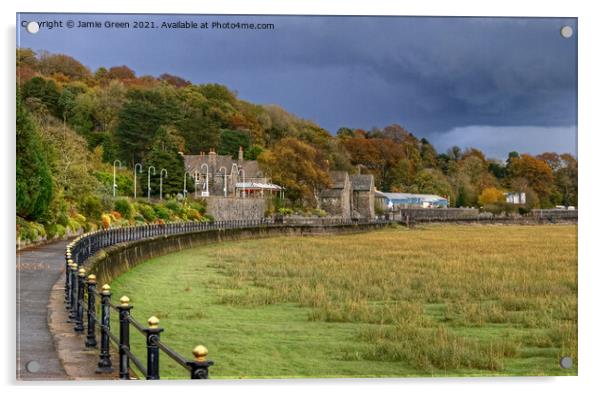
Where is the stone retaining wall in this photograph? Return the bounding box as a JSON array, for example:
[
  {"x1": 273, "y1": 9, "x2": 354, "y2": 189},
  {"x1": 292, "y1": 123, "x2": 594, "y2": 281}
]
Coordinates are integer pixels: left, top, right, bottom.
[{"x1": 204, "y1": 196, "x2": 267, "y2": 221}]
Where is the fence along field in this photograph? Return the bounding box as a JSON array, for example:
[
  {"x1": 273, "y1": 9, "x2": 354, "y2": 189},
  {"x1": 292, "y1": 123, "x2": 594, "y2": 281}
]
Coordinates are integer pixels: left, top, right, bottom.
[{"x1": 110, "y1": 224, "x2": 577, "y2": 378}]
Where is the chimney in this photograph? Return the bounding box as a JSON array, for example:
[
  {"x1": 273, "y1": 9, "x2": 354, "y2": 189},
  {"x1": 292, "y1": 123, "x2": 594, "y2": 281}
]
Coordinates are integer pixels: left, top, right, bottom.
[
  {"x1": 209, "y1": 148, "x2": 217, "y2": 166},
  {"x1": 238, "y1": 146, "x2": 244, "y2": 161}
]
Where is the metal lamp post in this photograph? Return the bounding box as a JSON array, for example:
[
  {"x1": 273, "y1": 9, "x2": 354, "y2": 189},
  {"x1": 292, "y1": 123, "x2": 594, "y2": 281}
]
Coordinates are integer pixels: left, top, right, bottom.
[
  {"x1": 193, "y1": 170, "x2": 199, "y2": 198},
  {"x1": 200, "y1": 163, "x2": 209, "y2": 197},
  {"x1": 238, "y1": 168, "x2": 246, "y2": 199},
  {"x1": 159, "y1": 169, "x2": 168, "y2": 200},
  {"x1": 147, "y1": 166, "x2": 156, "y2": 201},
  {"x1": 231, "y1": 164, "x2": 238, "y2": 198},
  {"x1": 113, "y1": 160, "x2": 123, "y2": 197},
  {"x1": 218, "y1": 166, "x2": 227, "y2": 197},
  {"x1": 133, "y1": 163, "x2": 143, "y2": 199}
]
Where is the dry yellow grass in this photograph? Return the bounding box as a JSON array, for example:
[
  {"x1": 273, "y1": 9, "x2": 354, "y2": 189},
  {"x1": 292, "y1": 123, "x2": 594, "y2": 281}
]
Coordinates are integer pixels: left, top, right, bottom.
[
  {"x1": 111, "y1": 224, "x2": 577, "y2": 377},
  {"x1": 209, "y1": 224, "x2": 577, "y2": 374}
]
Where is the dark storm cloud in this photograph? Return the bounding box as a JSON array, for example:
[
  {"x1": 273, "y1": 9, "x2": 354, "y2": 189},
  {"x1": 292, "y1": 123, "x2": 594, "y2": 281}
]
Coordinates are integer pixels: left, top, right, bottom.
[{"x1": 18, "y1": 14, "x2": 577, "y2": 157}]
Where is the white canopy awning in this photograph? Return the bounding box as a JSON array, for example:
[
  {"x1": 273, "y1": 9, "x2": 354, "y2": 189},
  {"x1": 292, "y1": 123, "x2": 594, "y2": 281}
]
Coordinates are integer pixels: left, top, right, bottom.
[{"x1": 236, "y1": 182, "x2": 283, "y2": 191}]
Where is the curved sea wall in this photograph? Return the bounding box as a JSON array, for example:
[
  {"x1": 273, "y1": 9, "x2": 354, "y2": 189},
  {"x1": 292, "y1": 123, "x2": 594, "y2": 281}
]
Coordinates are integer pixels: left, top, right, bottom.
[{"x1": 85, "y1": 223, "x2": 388, "y2": 286}]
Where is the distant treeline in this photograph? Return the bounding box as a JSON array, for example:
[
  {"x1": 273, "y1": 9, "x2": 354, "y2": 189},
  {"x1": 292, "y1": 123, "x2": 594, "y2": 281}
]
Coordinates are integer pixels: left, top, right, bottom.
[{"x1": 17, "y1": 48, "x2": 577, "y2": 228}]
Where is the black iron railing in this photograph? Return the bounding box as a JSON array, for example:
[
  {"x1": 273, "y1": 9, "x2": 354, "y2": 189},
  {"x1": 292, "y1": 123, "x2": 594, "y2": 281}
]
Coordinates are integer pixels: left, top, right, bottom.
[{"x1": 63, "y1": 217, "x2": 390, "y2": 379}]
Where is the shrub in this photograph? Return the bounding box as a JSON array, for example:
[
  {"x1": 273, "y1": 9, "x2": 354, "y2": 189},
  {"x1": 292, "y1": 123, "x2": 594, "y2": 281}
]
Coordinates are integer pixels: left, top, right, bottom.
[
  {"x1": 481, "y1": 204, "x2": 503, "y2": 215},
  {"x1": 17, "y1": 218, "x2": 47, "y2": 242},
  {"x1": 165, "y1": 200, "x2": 183, "y2": 215},
  {"x1": 187, "y1": 208, "x2": 202, "y2": 221},
  {"x1": 67, "y1": 218, "x2": 82, "y2": 233},
  {"x1": 312, "y1": 208, "x2": 327, "y2": 217},
  {"x1": 72, "y1": 213, "x2": 86, "y2": 224},
  {"x1": 45, "y1": 223, "x2": 59, "y2": 239},
  {"x1": 101, "y1": 213, "x2": 111, "y2": 229},
  {"x1": 55, "y1": 224, "x2": 66, "y2": 238},
  {"x1": 189, "y1": 200, "x2": 207, "y2": 214},
  {"x1": 153, "y1": 205, "x2": 171, "y2": 221},
  {"x1": 56, "y1": 211, "x2": 69, "y2": 226},
  {"x1": 79, "y1": 195, "x2": 103, "y2": 221},
  {"x1": 137, "y1": 204, "x2": 157, "y2": 222},
  {"x1": 114, "y1": 198, "x2": 133, "y2": 219},
  {"x1": 94, "y1": 171, "x2": 134, "y2": 198},
  {"x1": 278, "y1": 207, "x2": 293, "y2": 216}
]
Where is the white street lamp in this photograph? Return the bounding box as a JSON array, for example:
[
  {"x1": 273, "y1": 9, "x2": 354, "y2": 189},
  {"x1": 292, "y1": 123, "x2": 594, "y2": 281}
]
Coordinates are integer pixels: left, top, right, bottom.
[
  {"x1": 147, "y1": 166, "x2": 156, "y2": 201},
  {"x1": 218, "y1": 166, "x2": 227, "y2": 197},
  {"x1": 193, "y1": 170, "x2": 199, "y2": 198},
  {"x1": 231, "y1": 163, "x2": 239, "y2": 197},
  {"x1": 133, "y1": 163, "x2": 143, "y2": 199},
  {"x1": 200, "y1": 163, "x2": 209, "y2": 197},
  {"x1": 159, "y1": 169, "x2": 168, "y2": 200},
  {"x1": 238, "y1": 167, "x2": 246, "y2": 199},
  {"x1": 113, "y1": 160, "x2": 123, "y2": 197}
]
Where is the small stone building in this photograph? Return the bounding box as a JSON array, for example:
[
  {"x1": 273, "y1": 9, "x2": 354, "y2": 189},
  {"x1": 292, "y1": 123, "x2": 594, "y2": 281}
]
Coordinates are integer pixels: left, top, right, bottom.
[
  {"x1": 319, "y1": 171, "x2": 352, "y2": 218},
  {"x1": 350, "y1": 174, "x2": 375, "y2": 219},
  {"x1": 319, "y1": 172, "x2": 375, "y2": 219}
]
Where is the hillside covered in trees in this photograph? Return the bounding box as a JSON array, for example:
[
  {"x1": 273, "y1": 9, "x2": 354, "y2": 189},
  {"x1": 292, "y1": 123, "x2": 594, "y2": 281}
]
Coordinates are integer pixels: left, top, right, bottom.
[{"x1": 16, "y1": 49, "x2": 578, "y2": 241}]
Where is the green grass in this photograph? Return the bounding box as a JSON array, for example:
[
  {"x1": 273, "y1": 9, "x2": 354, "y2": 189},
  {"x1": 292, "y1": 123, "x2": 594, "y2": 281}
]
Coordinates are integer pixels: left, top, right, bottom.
[{"x1": 109, "y1": 224, "x2": 577, "y2": 379}]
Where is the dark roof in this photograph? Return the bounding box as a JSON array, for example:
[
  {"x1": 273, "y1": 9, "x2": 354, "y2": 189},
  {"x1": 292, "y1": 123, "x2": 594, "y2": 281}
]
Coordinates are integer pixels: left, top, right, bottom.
[
  {"x1": 183, "y1": 154, "x2": 262, "y2": 178},
  {"x1": 350, "y1": 174, "x2": 374, "y2": 191},
  {"x1": 329, "y1": 171, "x2": 349, "y2": 189}
]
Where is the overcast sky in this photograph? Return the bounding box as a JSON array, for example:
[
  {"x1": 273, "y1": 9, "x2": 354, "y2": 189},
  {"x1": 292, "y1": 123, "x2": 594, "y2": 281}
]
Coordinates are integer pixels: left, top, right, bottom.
[{"x1": 17, "y1": 13, "x2": 577, "y2": 160}]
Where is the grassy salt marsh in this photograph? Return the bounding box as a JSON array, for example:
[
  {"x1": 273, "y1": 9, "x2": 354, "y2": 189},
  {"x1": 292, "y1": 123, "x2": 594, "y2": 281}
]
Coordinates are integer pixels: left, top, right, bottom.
[{"x1": 109, "y1": 224, "x2": 577, "y2": 379}]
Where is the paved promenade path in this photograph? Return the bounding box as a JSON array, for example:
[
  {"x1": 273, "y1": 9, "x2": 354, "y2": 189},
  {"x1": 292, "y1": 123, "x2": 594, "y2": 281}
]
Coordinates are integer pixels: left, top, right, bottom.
[{"x1": 16, "y1": 240, "x2": 69, "y2": 381}]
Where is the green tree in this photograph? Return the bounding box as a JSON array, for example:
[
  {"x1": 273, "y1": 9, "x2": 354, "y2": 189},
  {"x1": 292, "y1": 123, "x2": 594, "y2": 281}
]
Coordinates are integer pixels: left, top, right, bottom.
[
  {"x1": 22, "y1": 76, "x2": 61, "y2": 117},
  {"x1": 408, "y1": 169, "x2": 453, "y2": 200},
  {"x1": 143, "y1": 126, "x2": 188, "y2": 197},
  {"x1": 16, "y1": 89, "x2": 53, "y2": 221},
  {"x1": 115, "y1": 87, "x2": 181, "y2": 164},
  {"x1": 218, "y1": 129, "x2": 250, "y2": 158},
  {"x1": 419, "y1": 138, "x2": 438, "y2": 168}
]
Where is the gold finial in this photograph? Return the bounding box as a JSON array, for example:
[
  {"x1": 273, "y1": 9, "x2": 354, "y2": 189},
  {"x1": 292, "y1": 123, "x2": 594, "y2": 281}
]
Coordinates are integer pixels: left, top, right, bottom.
[
  {"x1": 67, "y1": 259, "x2": 73, "y2": 264},
  {"x1": 70, "y1": 263, "x2": 78, "y2": 270},
  {"x1": 147, "y1": 316, "x2": 160, "y2": 329},
  {"x1": 192, "y1": 345, "x2": 208, "y2": 362},
  {"x1": 87, "y1": 274, "x2": 96, "y2": 283},
  {"x1": 101, "y1": 284, "x2": 111, "y2": 294},
  {"x1": 78, "y1": 267, "x2": 86, "y2": 276},
  {"x1": 66, "y1": 250, "x2": 71, "y2": 256},
  {"x1": 120, "y1": 296, "x2": 130, "y2": 306}
]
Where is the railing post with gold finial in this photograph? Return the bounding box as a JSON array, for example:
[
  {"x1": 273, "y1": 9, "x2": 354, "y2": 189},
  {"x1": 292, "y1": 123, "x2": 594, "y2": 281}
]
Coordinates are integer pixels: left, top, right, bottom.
[
  {"x1": 85, "y1": 274, "x2": 97, "y2": 347},
  {"x1": 187, "y1": 345, "x2": 214, "y2": 379},
  {"x1": 68, "y1": 263, "x2": 78, "y2": 321},
  {"x1": 64, "y1": 248, "x2": 71, "y2": 303},
  {"x1": 65, "y1": 257, "x2": 73, "y2": 307},
  {"x1": 74, "y1": 267, "x2": 86, "y2": 332},
  {"x1": 144, "y1": 316, "x2": 163, "y2": 380},
  {"x1": 96, "y1": 284, "x2": 113, "y2": 373},
  {"x1": 116, "y1": 296, "x2": 133, "y2": 379}
]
